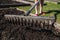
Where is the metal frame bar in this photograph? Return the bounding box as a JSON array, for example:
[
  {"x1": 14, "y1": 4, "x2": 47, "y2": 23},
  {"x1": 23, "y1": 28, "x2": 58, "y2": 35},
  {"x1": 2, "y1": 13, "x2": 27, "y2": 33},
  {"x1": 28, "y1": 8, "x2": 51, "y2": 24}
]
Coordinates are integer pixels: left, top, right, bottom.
[{"x1": 25, "y1": 0, "x2": 40, "y2": 16}]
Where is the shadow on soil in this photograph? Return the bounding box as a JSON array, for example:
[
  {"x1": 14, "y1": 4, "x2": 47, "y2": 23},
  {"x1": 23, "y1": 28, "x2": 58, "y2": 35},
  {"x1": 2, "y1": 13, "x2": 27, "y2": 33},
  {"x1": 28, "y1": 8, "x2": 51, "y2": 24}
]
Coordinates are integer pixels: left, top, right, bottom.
[
  {"x1": 46, "y1": 10, "x2": 60, "y2": 22},
  {"x1": 57, "y1": 2, "x2": 60, "y2": 4}
]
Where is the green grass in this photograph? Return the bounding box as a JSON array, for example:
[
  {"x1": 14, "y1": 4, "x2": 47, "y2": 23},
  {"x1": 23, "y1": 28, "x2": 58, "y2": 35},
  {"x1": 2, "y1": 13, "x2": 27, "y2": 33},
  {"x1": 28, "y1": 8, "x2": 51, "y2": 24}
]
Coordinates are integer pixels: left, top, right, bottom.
[{"x1": 18, "y1": 2, "x2": 60, "y2": 23}]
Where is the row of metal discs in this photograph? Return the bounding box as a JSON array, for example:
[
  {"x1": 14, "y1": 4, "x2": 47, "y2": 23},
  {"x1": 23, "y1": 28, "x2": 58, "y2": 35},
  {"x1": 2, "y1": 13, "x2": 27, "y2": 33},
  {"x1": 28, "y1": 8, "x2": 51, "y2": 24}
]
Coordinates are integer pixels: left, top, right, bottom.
[{"x1": 4, "y1": 16, "x2": 54, "y2": 30}]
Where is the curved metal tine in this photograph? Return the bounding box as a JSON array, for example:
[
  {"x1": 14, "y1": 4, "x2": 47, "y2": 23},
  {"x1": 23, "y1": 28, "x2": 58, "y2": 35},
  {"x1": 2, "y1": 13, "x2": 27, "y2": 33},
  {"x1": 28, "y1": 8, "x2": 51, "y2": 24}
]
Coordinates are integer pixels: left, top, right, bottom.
[
  {"x1": 12, "y1": 17, "x2": 14, "y2": 24},
  {"x1": 16, "y1": 17, "x2": 19, "y2": 24},
  {"x1": 14, "y1": 17, "x2": 16, "y2": 24},
  {"x1": 38, "y1": 20, "x2": 41, "y2": 30},
  {"x1": 31, "y1": 19, "x2": 34, "y2": 28},
  {"x1": 11, "y1": 17, "x2": 13, "y2": 24},
  {"x1": 20, "y1": 17, "x2": 22, "y2": 26},
  {"x1": 29, "y1": 19, "x2": 32, "y2": 27},
  {"x1": 24, "y1": 17, "x2": 27, "y2": 27},
  {"x1": 15, "y1": 17, "x2": 17, "y2": 25},
  {"x1": 4, "y1": 16, "x2": 8, "y2": 23},
  {"x1": 44, "y1": 19, "x2": 49, "y2": 30},
  {"x1": 32, "y1": 19, "x2": 35, "y2": 27},
  {"x1": 35, "y1": 20, "x2": 38, "y2": 28},
  {"x1": 24, "y1": 18, "x2": 27, "y2": 27},
  {"x1": 8, "y1": 16, "x2": 11, "y2": 24},
  {"x1": 38, "y1": 19, "x2": 41, "y2": 29},
  {"x1": 22, "y1": 17, "x2": 25, "y2": 26},
  {"x1": 41, "y1": 20, "x2": 45, "y2": 29},
  {"x1": 25, "y1": 17, "x2": 29, "y2": 27},
  {"x1": 13, "y1": 16, "x2": 16, "y2": 24},
  {"x1": 19, "y1": 17, "x2": 21, "y2": 26},
  {"x1": 48, "y1": 19, "x2": 53, "y2": 30},
  {"x1": 27, "y1": 19, "x2": 30, "y2": 27},
  {"x1": 18, "y1": 17, "x2": 20, "y2": 25},
  {"x1": 21, "y1": 18, "x2": 24, "y2": 26},
  {"x1": 40, "y1": 20, "x2": 44, "y2": 29}
]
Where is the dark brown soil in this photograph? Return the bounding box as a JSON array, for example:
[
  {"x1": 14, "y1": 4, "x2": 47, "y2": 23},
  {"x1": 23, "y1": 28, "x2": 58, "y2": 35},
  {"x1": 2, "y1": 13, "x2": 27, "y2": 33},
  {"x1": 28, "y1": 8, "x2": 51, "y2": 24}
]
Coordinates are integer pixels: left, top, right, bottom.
[
  {"x1": 0, "y1": 24, "x2": 60, "y2": 40},
  {"x1": 0, "y1": 0, "x2": 29, "y2": 4},
  {"x1": 0, "y1": 0, "x2": 30, "y2": 8},
  {"x1": 0, "y1": 8, "x2": 60, "y2": 40},
  {"x1": 0, "y1": 8, "x2": 25, "y2": 15}
]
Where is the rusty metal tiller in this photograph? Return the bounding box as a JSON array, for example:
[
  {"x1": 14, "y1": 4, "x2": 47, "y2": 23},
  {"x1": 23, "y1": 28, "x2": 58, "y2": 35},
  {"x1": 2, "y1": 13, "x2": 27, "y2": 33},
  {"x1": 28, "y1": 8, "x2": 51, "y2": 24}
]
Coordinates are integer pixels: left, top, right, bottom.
[{"x1": 0, "y1": 0, "x2": 60, "y2": 36}]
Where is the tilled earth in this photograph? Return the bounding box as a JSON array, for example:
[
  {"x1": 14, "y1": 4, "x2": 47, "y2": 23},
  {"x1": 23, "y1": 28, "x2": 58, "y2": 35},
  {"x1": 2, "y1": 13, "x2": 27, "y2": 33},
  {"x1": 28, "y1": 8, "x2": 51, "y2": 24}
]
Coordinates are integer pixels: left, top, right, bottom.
[
  {"x1": 0, "y1": 8, "x2": 60, "y2": 40},
  {"x1": 0, "y1": 24, "x2": 60, "y2": 40},
  {"x1": 0, "y1": 8, "x2": 24, "y2": 15},
  {"x1": 0, "y1": 0, "x2": 29, "y2": 4}
]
